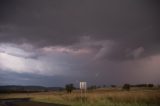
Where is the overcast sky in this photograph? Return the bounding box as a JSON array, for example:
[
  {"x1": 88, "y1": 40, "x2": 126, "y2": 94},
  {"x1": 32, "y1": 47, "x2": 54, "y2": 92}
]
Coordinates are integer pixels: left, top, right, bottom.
[{"x1": 0, "y1": 0, "x2": 160, "y2": 87}]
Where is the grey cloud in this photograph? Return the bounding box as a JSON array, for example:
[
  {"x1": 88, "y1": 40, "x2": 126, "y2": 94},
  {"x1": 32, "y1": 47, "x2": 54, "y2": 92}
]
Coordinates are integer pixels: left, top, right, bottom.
[
  {"x1": 0, "y1": 43, "x2": 36, "y2": 58},
  {"x1": 0, "y1": 70, "x2": 72, "y2": 87},
  {"x1": 0, "y1": 0, "x2": 160, "y2": 86},
  {"x1": 127, "y1": 47, "x2": 145, "y2": 59},
  {"x1": 0, "y1": 0, "x2": 159, "y2": 60}
]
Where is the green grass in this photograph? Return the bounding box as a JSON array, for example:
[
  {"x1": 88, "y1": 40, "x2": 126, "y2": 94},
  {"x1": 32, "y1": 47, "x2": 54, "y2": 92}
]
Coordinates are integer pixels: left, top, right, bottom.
[{"x1": 0, "y1": 88, "x2": 160, "y2": 106}]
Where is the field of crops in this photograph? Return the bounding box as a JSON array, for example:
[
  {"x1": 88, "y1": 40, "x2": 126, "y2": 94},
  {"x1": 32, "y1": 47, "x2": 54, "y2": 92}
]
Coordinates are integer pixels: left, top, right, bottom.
[{"x1": 0, "y1": 88, "x2": 160, "y2": 106}]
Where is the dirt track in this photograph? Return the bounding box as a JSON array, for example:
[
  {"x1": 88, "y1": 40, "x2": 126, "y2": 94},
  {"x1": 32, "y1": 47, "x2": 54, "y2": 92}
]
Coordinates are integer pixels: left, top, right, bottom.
[{"x1": 0, "y1": 98, "x2": 68, "y2": 106}]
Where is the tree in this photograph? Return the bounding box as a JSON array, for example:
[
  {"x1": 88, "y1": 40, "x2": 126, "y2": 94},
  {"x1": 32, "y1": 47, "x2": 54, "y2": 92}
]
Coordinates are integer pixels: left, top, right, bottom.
[
  {"x1": 65, "y1": 84, "x2": 74, "y2": 93},
  {"x1": 148, "y1": 84, "x2": 154, "y2": 88},
  {"x1": 122, "y1": 84, "x2": 130, "y2": 91},
  {"x1": 111, "y1": 85, "x2": 116, "y2": 88},
  {"x1": 103, "y1": 85, "x2": 106, "y2": 88},
  {"x1": 88, "y1": 85, "x2": 97, "y2": 90}
]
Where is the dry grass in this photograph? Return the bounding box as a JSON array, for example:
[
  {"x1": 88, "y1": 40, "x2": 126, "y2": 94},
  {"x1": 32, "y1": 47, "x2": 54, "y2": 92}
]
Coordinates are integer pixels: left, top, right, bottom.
[{"x1": 0, "y1": 88, "x2": 160, "y2": 106}]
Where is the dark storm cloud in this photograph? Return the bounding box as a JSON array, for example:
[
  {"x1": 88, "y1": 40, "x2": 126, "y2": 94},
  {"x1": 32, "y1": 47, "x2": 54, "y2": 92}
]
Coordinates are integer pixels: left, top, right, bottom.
[
  {"x1": 0, "y1": 70, "x2": 73, "y2": 86},
  {"x1": 0, "y1": 0, "x2": 160, "y2": 60},
  {"x1": 0, "y1": 0, "x2": 160, "y2": 86}
]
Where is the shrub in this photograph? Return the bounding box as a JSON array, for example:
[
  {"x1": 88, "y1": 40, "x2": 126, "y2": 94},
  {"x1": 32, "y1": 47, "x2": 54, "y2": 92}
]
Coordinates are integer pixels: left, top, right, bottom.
[
  {"x1": 111, "y1": 85, "x2": 116, "y2": 88},
  {"x1": 65, "y1": 84, "x2": 75, "y2": 93},
  {"x1": 148, "y1": 84, "x2": 154, "y2": 88},
  {"x1": 122, "y1": 84, "x2": 130, "y2": 91}
]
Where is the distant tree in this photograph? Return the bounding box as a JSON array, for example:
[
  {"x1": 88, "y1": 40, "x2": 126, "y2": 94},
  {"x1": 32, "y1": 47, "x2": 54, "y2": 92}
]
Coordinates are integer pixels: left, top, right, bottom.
[
  {"x1": 65, "y1": 84, "x2": 75, "y2": 93},
  {"x1": 97, "y1": 85, "x2": 101, "y2": 88},
  {"x1": 103, "y1": 85, "x2": 106, "y2": 88},
  {"x1": 122, "y1": 84, "x2": 130, "y2": 91},
  {"x1": 111, "y1": 85, "x2": 116, "y2": 88},
  {"x1": 88, "y1": 85, "x2": 97, "y2": 90},
  {"x1": 148, "y1": 84, "x2": 154, "y2": 88},
  {"x1": 136, "y1": 84, "x2": 147, "y2": 87}
]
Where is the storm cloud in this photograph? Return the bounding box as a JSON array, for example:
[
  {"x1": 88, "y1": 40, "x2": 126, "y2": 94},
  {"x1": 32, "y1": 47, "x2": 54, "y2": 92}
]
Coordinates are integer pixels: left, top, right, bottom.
[{"x1": 0, "y1": 0, "x2": 160, "y2": 86}]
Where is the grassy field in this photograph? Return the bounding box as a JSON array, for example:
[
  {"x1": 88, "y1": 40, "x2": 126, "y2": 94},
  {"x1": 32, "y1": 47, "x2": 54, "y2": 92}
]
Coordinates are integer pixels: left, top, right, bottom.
[{"x1": 0, "y1": 88, "x2": 160, "y2": 106}]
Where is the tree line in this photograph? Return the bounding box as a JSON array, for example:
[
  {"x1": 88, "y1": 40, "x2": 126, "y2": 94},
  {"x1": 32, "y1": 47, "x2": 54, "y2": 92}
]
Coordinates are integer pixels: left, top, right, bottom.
[{"x1": 65, "y1": 83, "x2": 156, "y2": 93}]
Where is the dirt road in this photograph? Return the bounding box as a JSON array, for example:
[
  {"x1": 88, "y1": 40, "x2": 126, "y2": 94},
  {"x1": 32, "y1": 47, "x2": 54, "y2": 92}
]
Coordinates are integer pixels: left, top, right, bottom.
[{"x1": 0, "y1": 98, "x2": 68, "y2": 106}]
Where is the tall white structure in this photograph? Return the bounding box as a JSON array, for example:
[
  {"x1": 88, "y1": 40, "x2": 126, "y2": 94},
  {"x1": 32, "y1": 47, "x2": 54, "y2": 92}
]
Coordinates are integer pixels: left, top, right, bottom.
[
  {"x1": 79, "y1": 81, "x2": 87, "y2": 103},
  {"x1": 80, "y1": 82, "x2": 87, "y2": 90}
]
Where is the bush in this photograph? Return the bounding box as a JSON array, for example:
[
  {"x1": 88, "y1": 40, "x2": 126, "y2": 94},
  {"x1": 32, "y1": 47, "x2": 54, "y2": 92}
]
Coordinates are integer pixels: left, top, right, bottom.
[
  {"x1": 122, "y1": 84, "x2": 130, "y2": 91},
  {"x1": 65, "y1": 84, "x2": 75, "y2": 93},
  {"x1": 111, "y1": 85, "x2": 116, "y2": 88},
  {"x1": 148, "y1": 84, "x2": 154, "y2": 88}
]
